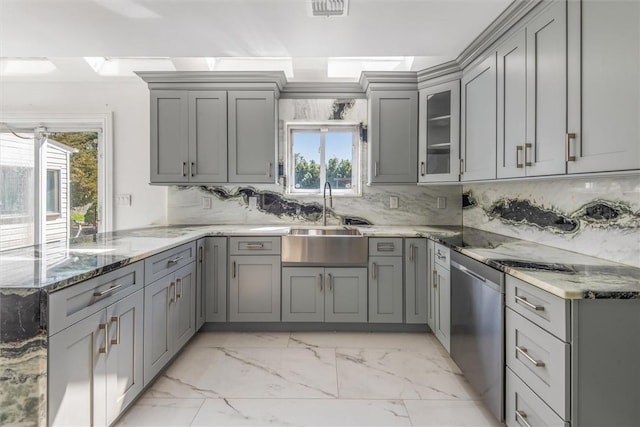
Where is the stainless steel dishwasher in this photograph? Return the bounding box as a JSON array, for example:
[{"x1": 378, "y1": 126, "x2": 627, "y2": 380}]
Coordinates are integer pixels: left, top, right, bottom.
[{"x1": 450, "y1": 251, "x2": 505, "y2": 423}]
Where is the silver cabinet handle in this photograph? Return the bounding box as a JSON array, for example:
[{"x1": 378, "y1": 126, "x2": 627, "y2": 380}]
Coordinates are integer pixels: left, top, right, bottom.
[
  {"x1": 93, "y1": 283, "x2": 123, "y2": 297},
  {"x1": 433, "y1": 270, "x2": 438, "y2": 288},
  {"x1": 232, "y1": 261, "x2": 237, "y2": 278},
  {"x1": 516, "y1": 145, "x2": 524, "y2": 168},
  {"x1": 198, "y1": 245, "x2": 204, "y2": 263},
  {"x1": 436, "y1": 251, "x2": 446, "y2": 260},
  {"x1": 182, "y1": 161, "x2": 187, "y2": 177},
  {"x1": 245, "y1": 243, "x2": 265, "y2": 249},
  {"x1": 409, "y1": 244, "x2": 415, "y2": 262},
  {"x1": 318, "y1": 273, "x2": 323, "y2": 291},
  {"x1": 191, "y1": 162, "x2": 196, "y2": 177},
  {"x1": 515, "y1": 410, "x2": 532, "y2": 427},
  {"x1": 515, "y1": 345, "x2": 545, "y2": 367},
  {"x1": 99, "y1": 323, "x2": 109, "y2": 354},
  {"x1": 459, "y1": 158, "x2": 464, "y2": 176},
  {"x1": 420, "y1": 161, "x2": 426, "y2": 176},
  {"x1": 110, "y1": 316, "x2": 120, "y2": 346},
  {"x1": 167, "y1": 256, "x2": 184, "y2": 267},
  {"x1": 168, "y1": 281, "x2": 176, "y2": 305},
  {"x1": 374, "y1": 161, "x2": 379, "y2": 177},
  {"x1": 372, "y1": 263, "x2": 377, "y2": 279},
  {"x1": 267, "y1": 161, "x2": 273, "y2": 177},
  {"x1": 566, "y1": 133, "x2": 577, "y2": 162},
  {"x1": 514, "y1": 295, "x2": 544, "y2": 311},
  {"x1": 176, "y1": 277, "x2": 182, "y2": 300},
  {"x1": 524, "y1": 143, "x2": 533, "y2": 167},
  {"x1": 327, "y1": 273, "x2": 333, "y2": 291}
]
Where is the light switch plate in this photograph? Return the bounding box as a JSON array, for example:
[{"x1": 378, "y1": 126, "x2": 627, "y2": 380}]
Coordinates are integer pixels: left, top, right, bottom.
[
  {"x1": 202, "y1": 197, "x2": 212, "y2": 209},
  {"x1": 437, "y1": 196, "x2": 447, "y2": 209},
  {"x1": 248, "y1": 196, "x2": 258, "y2": 210},
  {"x1": 116, "y1": 194, "x2": 131, "y2": 206},
  {"x1": 389, "y1": 196, "x2": 399, "y2": 209}
]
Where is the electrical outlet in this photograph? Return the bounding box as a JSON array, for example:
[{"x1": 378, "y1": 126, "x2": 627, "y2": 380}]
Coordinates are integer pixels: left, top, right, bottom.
[
  {"x1": 437, "y1": 196, "x2": 447, "y2": 209},
  {"x1": 389, "y1": 196, "x2": 399, "y2": 209},
  {"x1": 248, "y1": 196, "x2": 258, "y2": 210},
  {"x1": 202, "y1": 197, "x2": 212, "y2": 209},
  {"x1": 116, "y1": 194, "x2": 131, "y2": 206}
]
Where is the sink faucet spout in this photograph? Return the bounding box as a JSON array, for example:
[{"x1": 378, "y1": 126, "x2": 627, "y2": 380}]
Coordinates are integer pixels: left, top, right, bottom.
[{"x1": 323, "y1": 181, "x2": 333, "y2": 226}]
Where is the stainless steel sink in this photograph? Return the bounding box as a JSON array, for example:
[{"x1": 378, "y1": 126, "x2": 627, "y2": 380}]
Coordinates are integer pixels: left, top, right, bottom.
[{"x1": 282, "y1": 228, "x2": 368, "y2": 266}]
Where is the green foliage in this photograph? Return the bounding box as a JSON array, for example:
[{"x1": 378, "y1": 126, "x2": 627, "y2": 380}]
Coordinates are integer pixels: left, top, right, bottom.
[
  {"x1": 294, "y1": 153, "x2": 352, "y2": 190},
  {"x1": 71, "y1": 212, "x2": 85, "y2": 223},
  {"x1": 84, "y1": 202, "x2": 98, "y2": 225}
]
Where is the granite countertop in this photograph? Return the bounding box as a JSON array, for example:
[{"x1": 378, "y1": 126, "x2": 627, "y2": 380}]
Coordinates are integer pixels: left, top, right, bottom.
[{"x1": 1, "y1": 224, "x2": 638, "y2": 300}]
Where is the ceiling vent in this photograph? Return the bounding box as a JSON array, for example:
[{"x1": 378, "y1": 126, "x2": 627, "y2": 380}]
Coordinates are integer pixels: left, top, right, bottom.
[{"x1": 310, "y1": 0, "x2": 349, "y2": 17}]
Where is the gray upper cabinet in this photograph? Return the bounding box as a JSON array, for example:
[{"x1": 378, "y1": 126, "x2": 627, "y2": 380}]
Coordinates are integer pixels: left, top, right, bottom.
[
  {"x1": 150, "y1": 90, "x2": 189, "y2": 183},
  {"x1": 405, "y1": 238, "x2": 428, "y2": 324},
  {"x1": 368, "y1": 256, "x2": 403, "y2": 323},
  {"x1": 188, "y1": 91, "x2": 228, "y2": 183},
  {"x1": 497, "y1": 0, "x2": 567, "y2": 179},
  {"x1": 228, "y1": 90, "x2": 276, "y2": 183},
  {"x1": 418, "y1": 81, "x2": 461, "y2": 183},
  {"x1": 368, "y1": 90, "x2": 418, "y2": 184},
  {"x1": 567, "y1": 0, "x2": 640, "y2": 173},
  {"x1": 461, "y1": 54, "x2": 497, "y2": 181}
]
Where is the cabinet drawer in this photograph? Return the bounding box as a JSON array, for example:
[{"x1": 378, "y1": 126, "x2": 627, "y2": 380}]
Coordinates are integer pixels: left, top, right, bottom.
[
  {"x1": 229, "y1": 236, "x2": 280, "y2": 255},
  {"x1": 506, "y1": 368, "x2": 569, "y2": 427},
  {"x1": 49, "y1": 261, "x2": 144, "y2": 336},
  {"x1": 506, "y1": 308, "x2": 569, "y2": 420},
  {"x1": 434, "y1": 243, "x2": 450, "y2": 268},
  {"x1": 369, "y1": 238, "x2": 403, "y2": 256},
  {"x1": 144, "y1": 242, "x2": 196, "y2": 284},
  {"x1": 506, "y1": 275, "x2": 569, "y2": 341}
]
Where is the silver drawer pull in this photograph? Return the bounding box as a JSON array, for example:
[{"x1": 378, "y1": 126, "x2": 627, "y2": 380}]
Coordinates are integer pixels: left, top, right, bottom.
[
  {"x1": 516, "y1": 345, "x2": 545, "y2": 367},
  {"x1": 436, "y1": 251, "x2": 446, "y2": 260},
  {"x1": 167, "y1": 256, "x2": 184, "y2": 267},
  {"x1": 93, "y1": 283, "x2": 123, "y2": 297},
  {"x1": 245, "y1": 243, "x2": 265, "y2": 249},
  {"x1": 515, "y1": 410, "x2": 532, "y2": 427},
  {"x1": 377, "y1": 243, "x2": 395, "y2": 251},
  {"x1": 514, "y1": 295, "x2": 544, "y2": 311}
]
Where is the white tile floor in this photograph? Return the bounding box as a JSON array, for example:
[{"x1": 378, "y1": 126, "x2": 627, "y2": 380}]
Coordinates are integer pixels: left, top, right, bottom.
[{"x1": 116, "y1": 332, "x2": 502, "y2": 427}]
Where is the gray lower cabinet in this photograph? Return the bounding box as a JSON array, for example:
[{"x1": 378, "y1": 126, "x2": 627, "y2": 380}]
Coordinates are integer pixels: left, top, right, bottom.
[
  {"x1": 368, "y1": 90, "x2": 418, "y2": 184},
  {"x1": 426, "y1": 240, "x2": 436, "y2": 330},
  {"x1": 196, "y1": 239, "x2": 206, "y2": 329},
  {"x1": 202, "y1": 237, "x2": 228, "y2": 323},
  {"x1": 405, "y1": 238, "x2": 428, "y2": 324},
  {"x1": 368, "y1": 256, "x2": 403, "y2": 323},
  {"x1": 432, "y1": 243, "x2": 451, "y2": 352},
  {"x1": 143, "y1": 262, "x2": 196, "y2": 385},
  {"x1": 282, "y1": 267, "x2": 368, "y2": 323},
  {"x1": 229, "y1": 255, "x2": 281, "y2": 322},
  {"x1": 49, "y1": 289, "x2": 144, "y2": 427}
]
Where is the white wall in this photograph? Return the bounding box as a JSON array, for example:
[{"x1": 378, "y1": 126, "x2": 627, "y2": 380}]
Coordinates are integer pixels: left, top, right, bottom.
[{"x1": 0, "y1": 80, "x2": 167, "y2": 231}]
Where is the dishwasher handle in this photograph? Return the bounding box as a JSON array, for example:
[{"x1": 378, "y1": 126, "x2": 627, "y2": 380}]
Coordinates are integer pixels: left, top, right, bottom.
[{"x1": 451, "y1": 260, "x2": 486, "y2": 282}]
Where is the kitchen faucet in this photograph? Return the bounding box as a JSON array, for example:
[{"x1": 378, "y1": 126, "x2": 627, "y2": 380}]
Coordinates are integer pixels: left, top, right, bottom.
[{"x1": 323, "y1": 181, "x2": 333, "y2": 226}]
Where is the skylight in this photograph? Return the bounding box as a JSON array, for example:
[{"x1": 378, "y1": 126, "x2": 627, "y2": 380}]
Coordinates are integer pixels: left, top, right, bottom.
[
  {"x1": 208, "y1": 57, "x2": 294, "y2": 79},
  {"x1": 327, "y1": 57, "x2": 415, "y2": 79},
  {"x1": 0, "y1": 58, "x2": 56, "y2": 75},
  {"x1": 84, "y1": 57, "x2": 176, "y2": 76}
]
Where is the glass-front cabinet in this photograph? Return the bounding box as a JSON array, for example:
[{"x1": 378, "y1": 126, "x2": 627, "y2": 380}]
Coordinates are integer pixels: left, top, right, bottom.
[{"x1": 418, "y1": 80, "x2": 460, "y2": 183}]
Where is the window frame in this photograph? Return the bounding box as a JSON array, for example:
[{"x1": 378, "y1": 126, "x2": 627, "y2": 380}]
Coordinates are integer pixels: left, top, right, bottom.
[
  {"x1": 286, "y1": 122, "x2": 361, "y2": 196},
  {"x1": 46, "y1": 168, "x2": 61, "y2": 216}
]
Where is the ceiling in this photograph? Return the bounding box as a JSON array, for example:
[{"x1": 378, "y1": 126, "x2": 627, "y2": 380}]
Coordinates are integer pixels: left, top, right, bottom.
[{"x1": 0, "y1": 0, "x2": 512, "y2": 82}]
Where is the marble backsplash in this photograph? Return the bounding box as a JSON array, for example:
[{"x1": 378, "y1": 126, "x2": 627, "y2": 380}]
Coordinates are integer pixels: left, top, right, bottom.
[{"x1": 463, "y1": 175, "x2": 640, "y2": 267}]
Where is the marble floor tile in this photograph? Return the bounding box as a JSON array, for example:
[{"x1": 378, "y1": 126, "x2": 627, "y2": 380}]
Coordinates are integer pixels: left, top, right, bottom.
[
  {"x1": 404, "y1": 400, "x2": 502, "y2": 427},
  {"x1": 190, "y1": 332, "x2": 291, "y2": 348},
  {"x1": 289, "y1": 332, "x2": 448, "y2": 355},
  {"x1": 336, "y1": 348, "x2": 473, "y2": 400},
  {"x1": 147, "y1": 346, "x2": 338, "y2": 399},
  {"x1": 191, "y1": 398, "x2": 412, "y2": 426},
  {"x1": 115, "y1": 398, "x2": 204, "y2": 426}
]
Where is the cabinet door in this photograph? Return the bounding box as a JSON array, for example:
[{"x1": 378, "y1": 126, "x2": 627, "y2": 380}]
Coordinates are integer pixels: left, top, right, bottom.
[
  {"x1": 497, "y1": 30, "x2": 527, "y2": 179},
  {"x1": 105, "y1": 290, "x2": 144, "y2": 426},
  {"x1": 143, "y1": 275, "x2": 174, "y2": 385},
  {"x1": 405, "y1": 239, "x2": 428, "y2": 324},
  {"x1": 228, "y1": 91, "x2": 276, "y2": 183},
  {"x1": 369, "y1": 257, "x2": 403, "y2": 323},
  {"x1": 174, "y1": 263, "x2": 196, "y2": 350},
  {"x1": 426, "y1": 240, "x2": 436, "y2": 330},
  {"x1": 369, "y1": 91, "x2": 418, "y2": 184},
  {"x1": 525, "y1": 1, "x2": 567, "y2": 176},
  {"x1": 49, "y1": 310, "x2": 107, "y2": 427},
  {"x1": 229, "y1": 255, "x2": 281, "y2": 322},
  {"x1": 150, "y1": 90, "x2": 189, "y2": 183},
  {"x1": 188, "y1": 91, "x2": 228, "y2": 183},
  {"x1": 434, "y1": 263, "x2": 451, "y2": 352},
  {"x1": 282, "y1": 267, "x2": 325, "y2": 322},
  {"x1": 567, "y1": 0, "x2": 640, "y2": 173},
  {"x1": 461, "y1": 55, "x2": 497, "y2": 181},
  {"x1": 325, "y1": 267, "x2": 368, "y2": 323},
  {"x1": 418, "y1": 81, "x2": 460, "y2": 183},
  {"x1": 205, "y1": 237, "x2": 228, "y2": 323}
]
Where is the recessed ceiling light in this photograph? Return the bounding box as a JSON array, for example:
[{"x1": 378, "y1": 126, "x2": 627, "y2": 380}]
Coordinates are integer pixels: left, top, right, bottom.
[
  {"x1": 0, "y1": 58, "x2": 56, "y2": 75},
  {"x1": 84, "y1": 57, "x2": 176, "y2": 76}
]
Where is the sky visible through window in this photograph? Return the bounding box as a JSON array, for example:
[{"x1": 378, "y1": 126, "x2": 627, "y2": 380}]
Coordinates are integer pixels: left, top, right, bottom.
[{"x1": 295, "y1": 132, "x2": 352, "y2": 163}]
